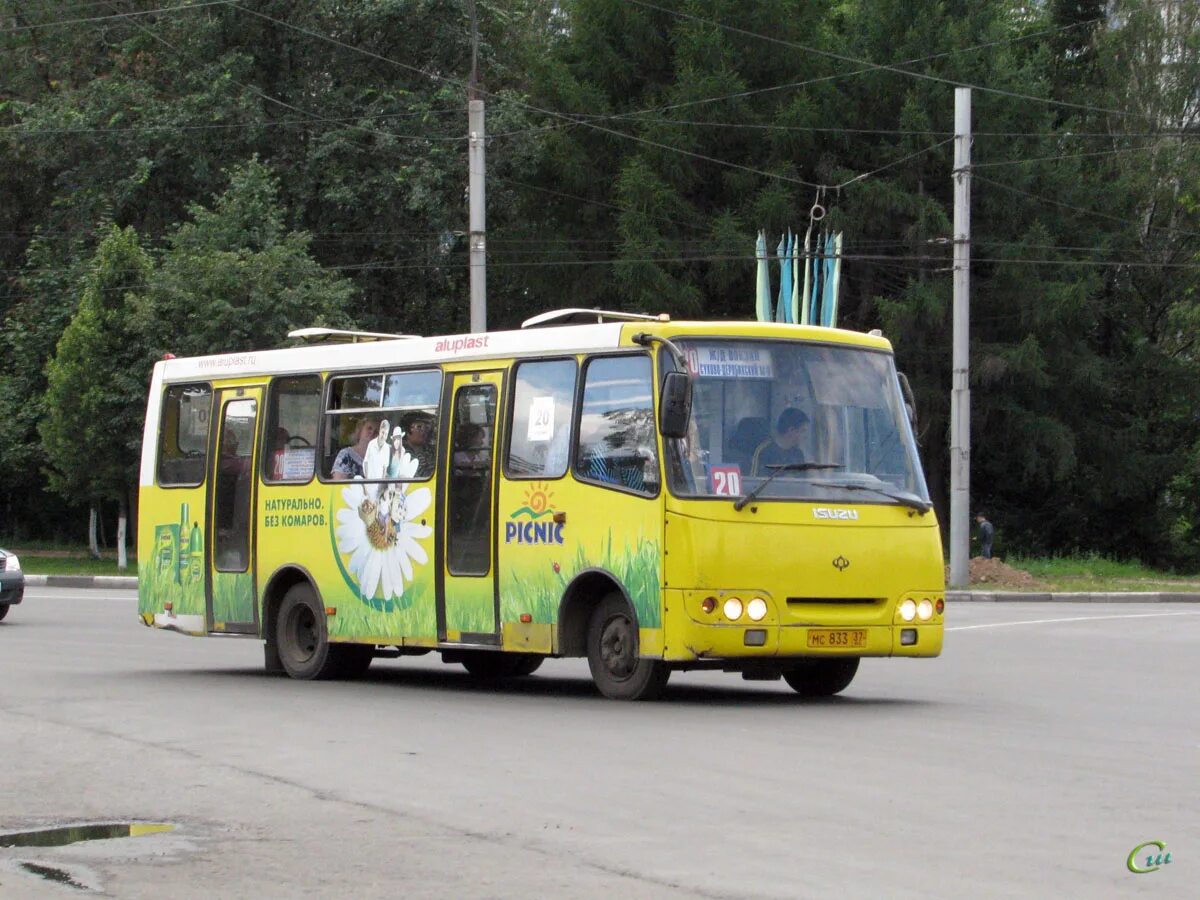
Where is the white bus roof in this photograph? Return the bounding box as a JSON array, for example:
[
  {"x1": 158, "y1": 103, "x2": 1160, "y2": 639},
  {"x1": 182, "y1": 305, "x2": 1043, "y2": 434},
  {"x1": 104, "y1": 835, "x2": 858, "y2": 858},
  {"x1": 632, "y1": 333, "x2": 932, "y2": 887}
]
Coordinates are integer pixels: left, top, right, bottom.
[{"x1": 154, "y1": 318, "x2": 892, "y2": 384}]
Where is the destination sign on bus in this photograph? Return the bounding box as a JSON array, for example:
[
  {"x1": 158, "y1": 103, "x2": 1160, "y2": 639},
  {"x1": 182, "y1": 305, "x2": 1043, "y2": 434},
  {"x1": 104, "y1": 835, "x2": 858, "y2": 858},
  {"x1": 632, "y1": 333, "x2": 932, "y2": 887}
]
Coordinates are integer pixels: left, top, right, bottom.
[{"x1": 684, "y1": 343, "x2": 774, "y2": 379}]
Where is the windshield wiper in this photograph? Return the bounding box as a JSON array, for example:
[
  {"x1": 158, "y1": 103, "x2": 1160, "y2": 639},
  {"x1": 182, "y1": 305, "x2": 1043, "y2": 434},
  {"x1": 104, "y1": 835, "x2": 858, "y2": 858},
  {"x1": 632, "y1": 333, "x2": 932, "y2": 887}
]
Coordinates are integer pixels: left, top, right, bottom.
[
  {"x1": 733, "y1": 462, "x2": 842, "y2": 511},
  {"x1": 822, "y1": 479, "x2": 932, "y2": 514}
]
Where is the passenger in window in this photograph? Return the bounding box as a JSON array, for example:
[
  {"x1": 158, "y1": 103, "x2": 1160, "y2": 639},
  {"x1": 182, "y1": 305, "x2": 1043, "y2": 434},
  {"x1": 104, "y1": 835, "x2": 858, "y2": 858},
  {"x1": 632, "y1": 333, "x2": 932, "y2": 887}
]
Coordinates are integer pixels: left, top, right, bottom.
[
  {"x1": 400, "y1": 411, "x2": 437, "y2": 478},
  {"x1": 453, "y1": 424, "x2": 490, "y2": 474},
  {"x1": 331, "y1": 418, "x2": 378, "y2": 480},
  {"x1": 751, "y1": 408, "x2": 809, "y2": 476}
]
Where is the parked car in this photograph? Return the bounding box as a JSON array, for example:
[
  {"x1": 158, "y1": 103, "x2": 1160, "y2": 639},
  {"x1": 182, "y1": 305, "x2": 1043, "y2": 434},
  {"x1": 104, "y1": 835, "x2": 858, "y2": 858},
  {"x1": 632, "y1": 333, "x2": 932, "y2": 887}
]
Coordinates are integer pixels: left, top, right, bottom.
[{"x1": 0, "y1": 548, "x2": 24, "y2": 620}]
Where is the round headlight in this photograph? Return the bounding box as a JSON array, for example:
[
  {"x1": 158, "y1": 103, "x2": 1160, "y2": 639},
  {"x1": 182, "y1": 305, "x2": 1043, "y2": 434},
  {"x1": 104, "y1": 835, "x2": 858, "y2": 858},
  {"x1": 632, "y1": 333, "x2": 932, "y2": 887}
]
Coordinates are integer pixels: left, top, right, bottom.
[
  {"x1": 746, "y1": 597, "x2": 768, "y2": 621},
  {"x1": 917, "y1": 599, "x2": 934, "y2": 621},
  {"x1": 723, "y1": 597, "x2": 744, "y2": 621},
  {"x1": 899, "y1": 599, "x2": 917, "y2": 622}
]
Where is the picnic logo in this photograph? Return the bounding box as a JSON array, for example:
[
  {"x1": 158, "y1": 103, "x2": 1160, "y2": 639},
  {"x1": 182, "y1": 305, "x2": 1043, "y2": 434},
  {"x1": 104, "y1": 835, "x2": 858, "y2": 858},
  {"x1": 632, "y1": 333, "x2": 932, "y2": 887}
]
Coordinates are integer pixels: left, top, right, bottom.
[{"x1": 505, "y1": 482, "x2": 564, "y2": 545}]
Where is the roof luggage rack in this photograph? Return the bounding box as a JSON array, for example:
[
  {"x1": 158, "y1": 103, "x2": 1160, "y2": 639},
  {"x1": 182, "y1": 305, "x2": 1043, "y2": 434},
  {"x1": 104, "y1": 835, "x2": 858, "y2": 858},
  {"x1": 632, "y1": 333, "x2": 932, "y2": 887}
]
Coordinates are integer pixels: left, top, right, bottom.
[
  {"x1": 521, "y1": 308, "x2": 670, "y2": 329},
  {"x1": 287, "y1": 327, "x2": 420, "y2": 344}
]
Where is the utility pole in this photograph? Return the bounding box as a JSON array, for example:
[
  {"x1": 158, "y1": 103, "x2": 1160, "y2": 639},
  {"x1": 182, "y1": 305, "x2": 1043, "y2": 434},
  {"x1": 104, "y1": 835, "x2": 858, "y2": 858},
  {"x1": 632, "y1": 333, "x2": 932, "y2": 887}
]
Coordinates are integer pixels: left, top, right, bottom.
[
  {"x1": 467, "y1": 0, "x2": 487, "y2": 333},
  {"x1": 949, "y1": 87, "x2": 972, "y2": 589}
]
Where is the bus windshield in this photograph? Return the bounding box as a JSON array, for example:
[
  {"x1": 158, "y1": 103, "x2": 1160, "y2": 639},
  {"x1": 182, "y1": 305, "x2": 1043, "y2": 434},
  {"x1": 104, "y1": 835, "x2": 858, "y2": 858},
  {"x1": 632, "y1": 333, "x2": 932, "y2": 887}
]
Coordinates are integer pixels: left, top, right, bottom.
[{"x1": 664, "y1": 339, "x2": 929, "y2": 506}]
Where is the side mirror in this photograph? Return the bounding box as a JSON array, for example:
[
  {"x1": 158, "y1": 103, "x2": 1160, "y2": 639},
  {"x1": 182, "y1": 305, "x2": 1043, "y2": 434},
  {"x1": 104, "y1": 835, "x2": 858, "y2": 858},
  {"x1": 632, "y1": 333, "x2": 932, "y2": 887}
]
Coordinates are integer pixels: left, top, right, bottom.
[
  {"x1": 659, "y1": 371, "x2": 692, "y2": 439},
  {"x1": 897, "y1": 371, "x2": 918, "y2": 434}
]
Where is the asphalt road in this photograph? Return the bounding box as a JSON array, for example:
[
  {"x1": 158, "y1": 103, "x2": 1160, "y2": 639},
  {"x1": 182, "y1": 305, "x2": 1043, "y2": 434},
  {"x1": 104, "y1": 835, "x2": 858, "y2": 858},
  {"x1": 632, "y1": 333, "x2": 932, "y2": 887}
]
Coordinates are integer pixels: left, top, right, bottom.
[{"x1": 1, "y1": 587, "x2": 1196, "y2": 899}]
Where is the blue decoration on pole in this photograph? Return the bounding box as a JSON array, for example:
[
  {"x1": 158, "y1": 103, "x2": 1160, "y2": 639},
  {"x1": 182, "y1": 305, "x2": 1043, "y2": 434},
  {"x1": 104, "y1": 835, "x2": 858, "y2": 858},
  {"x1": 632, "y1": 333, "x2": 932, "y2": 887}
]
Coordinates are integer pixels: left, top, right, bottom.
[
  {"x1": 755, "y1": 230, "x2": 771, "y2": 322},
  {"x1": 776, "y1": 231, "x2": 792, "y2": 323}
]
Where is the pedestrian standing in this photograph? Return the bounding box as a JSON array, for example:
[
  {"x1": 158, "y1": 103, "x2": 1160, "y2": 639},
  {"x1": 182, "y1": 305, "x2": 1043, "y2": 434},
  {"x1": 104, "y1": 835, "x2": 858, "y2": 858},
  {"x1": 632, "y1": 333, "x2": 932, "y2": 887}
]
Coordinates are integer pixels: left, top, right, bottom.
[{"x1": 975, "y1": 513, "x2": 994, "y2": 560}]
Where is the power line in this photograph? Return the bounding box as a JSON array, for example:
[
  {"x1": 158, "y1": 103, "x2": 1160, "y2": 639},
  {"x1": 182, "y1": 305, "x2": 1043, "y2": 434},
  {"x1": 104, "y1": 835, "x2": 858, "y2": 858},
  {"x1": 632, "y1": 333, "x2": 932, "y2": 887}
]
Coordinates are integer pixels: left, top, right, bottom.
[
  {"x1": 975, "y1": 142, "x2": 1194, "y2": 168},
  {"x1": 0, "y1": 107, "x2": 466, "y2": 139},
  {"x1": 625, "y1": 0, "x2": 1162, "y2": 124},
  {"x1": 597, "y1": 13, "x2": 1108, "y2": 125},
  {"x1": 226, "y1": 4, "x2": 943, "y2": 193},
  {"x1": 0, "y1": 0, "x2": 236, "y2": 34},
  {"x1": 975, "y1": 174, "x2": 1200, "y2": 239}
]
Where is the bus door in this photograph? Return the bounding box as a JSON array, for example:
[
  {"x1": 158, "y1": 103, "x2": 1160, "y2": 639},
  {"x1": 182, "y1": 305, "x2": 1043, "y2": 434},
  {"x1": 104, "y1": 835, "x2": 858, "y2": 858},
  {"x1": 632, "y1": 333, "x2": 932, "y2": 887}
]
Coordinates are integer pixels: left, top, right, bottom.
[
  {"x1": 437, "y1": 371, "x2": 503, "y2": 643},
  {"x1": 207, "y1": 386, "x2": 262, "y2": 633}
]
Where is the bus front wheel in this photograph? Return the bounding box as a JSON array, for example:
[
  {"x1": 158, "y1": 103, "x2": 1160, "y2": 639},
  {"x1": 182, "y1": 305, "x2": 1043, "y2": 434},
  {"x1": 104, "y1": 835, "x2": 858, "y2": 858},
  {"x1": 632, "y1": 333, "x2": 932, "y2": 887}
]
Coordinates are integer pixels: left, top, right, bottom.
[
  {"x1": 276, "y1": 583, "x2": 343, "y2": 680},
  {"x1": 782, "y1": 658, "x2": 860, "y2": 698},
  {"x1": 586, "y1": 594, "x2": 669, "y2": 701}
]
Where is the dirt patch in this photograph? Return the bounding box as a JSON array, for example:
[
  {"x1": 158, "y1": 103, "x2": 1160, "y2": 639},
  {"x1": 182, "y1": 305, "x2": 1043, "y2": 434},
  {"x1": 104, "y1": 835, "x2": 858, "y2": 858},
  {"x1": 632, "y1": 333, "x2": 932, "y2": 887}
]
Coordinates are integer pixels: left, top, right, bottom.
[{"x1": 946, "y1": 557, "x2": 1047, "y2": 589}]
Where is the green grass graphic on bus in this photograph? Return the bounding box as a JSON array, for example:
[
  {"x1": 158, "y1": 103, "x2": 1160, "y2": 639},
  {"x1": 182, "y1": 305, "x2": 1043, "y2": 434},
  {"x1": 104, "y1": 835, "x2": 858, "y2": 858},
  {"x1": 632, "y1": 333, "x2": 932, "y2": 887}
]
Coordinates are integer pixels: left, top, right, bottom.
[
  {"x1": 140, "y1": 503, "x2": 205, "y2": 617},
  {"x1": 500, "y1": 528, "x2": 661, "y2": 628}
]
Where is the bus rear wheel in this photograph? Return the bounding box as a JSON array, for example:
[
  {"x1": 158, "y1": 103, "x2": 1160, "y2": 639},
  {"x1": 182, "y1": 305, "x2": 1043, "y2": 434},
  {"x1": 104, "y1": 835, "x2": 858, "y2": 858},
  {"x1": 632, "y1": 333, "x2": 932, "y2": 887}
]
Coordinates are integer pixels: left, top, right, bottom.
[
  {"x1": 586, "y1": 594, "x2": 669, "y2": 701},
  {"x1": 459, "y1": 651, "x2": 543, "y2": 678},
  {"x1": 276, "y1": 583, "x2": 343, "y2": 680},
  {"x1": 782, "y1": 658, "x2": 860, "y2": 698}
]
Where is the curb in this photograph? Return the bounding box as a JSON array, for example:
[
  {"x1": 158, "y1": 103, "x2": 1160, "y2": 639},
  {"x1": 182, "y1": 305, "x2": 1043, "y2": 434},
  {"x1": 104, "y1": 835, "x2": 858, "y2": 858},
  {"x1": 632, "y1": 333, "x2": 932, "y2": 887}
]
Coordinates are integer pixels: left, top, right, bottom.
[
  {"x1": 948, "y1": 590, "x2": 1200, "y2": 603},
  {"x1": 24, "y1": 575, "x2": 139, "y2": 589}
]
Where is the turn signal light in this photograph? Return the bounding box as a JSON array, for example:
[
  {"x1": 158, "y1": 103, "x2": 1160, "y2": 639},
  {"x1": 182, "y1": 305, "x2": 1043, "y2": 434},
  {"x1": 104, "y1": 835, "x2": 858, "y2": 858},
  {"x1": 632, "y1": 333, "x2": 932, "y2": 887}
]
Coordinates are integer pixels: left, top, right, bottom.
[
  {"x1": 700, "y1": 597, "x2": 717, "y2": 614},
  {"x1": 936, "y1": 598, "x2": 945, "y2": 615}
]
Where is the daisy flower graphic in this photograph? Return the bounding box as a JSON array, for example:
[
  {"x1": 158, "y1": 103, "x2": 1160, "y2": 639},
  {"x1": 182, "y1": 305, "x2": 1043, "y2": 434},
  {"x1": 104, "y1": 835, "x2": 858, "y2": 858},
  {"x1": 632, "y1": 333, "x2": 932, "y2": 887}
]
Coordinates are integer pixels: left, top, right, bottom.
[{"x1": 335, "y1": 449, "x2": 432, "y2": 604}]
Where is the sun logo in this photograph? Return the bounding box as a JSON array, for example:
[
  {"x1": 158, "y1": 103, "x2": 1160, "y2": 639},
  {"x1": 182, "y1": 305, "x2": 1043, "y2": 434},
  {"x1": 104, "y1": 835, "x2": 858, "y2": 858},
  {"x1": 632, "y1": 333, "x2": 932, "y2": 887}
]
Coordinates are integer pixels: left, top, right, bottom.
[{"x1": 523, "y1": 482, "x2": 555, "y2": 516}]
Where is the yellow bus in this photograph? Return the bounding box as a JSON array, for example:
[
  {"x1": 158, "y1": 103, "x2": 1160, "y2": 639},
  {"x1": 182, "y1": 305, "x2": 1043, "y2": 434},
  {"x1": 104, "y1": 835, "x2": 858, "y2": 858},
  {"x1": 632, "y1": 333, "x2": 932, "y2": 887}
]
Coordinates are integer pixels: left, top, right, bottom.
[{"x1": 138, "y1": 309, "x2": 943, "y2": 700}]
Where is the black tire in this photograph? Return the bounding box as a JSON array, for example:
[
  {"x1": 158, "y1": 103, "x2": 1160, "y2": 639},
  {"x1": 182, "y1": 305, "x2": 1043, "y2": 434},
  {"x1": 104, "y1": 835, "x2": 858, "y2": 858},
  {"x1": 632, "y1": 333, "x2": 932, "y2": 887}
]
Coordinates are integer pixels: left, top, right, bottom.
[
  {"x1": 782, "y1": 658, "x2": 860, "y2": 698},
  {"x1": 460, "y1": 651, "x2": 544, "y2": 678},
  {"x1": 0, "y1": 603, "x2": 8, "y2": 622},
  {"x1": 509, "y1": 655, "x2": 544, "y2": 677},
  {"x1": 335, "y1": 644, "x2": 375, "y2": 679},
  {"x1": 586, "y1": 593, "x2": 669, "y2": 700},
  {"x1": 276, "y1": 583, "x2": 342, "y2": 680}
]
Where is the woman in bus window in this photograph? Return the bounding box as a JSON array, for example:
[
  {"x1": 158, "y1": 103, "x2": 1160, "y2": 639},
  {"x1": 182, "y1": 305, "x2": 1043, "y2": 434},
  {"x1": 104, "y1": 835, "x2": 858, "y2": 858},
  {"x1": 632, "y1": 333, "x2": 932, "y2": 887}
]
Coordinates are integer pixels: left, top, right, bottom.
[{"x1": 331, "y1": 418, "x2": 377, "y2": 480}]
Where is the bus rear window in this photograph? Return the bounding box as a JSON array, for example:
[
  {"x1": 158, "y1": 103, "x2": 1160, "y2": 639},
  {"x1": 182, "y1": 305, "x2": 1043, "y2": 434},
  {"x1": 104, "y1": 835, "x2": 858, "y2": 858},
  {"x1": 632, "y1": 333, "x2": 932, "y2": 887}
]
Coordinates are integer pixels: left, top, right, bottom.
[{"x1": 157, "y1": 383, "x2": 212, "y2": 486}]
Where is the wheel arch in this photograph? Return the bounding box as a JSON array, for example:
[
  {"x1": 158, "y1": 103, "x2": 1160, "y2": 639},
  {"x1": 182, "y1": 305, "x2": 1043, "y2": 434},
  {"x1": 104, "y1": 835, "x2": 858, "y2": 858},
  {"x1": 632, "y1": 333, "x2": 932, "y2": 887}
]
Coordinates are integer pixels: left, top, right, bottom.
[
  {"x1": 260, "y1": 564, "x2": 321, "y2": 644},
  {"x1": 556, "y1": 567, "x2": 634, "y2": 657}
]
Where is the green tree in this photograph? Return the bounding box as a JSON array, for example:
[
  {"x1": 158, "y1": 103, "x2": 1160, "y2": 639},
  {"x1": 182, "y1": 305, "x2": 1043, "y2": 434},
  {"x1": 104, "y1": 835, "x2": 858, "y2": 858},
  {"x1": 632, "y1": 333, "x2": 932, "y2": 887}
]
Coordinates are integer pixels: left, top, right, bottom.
[
  {"x1": 143, "y1": 157, "x2": 357, "y2": 357},
  {"x1": 40, "y1": 226, "x2": 155, "y2": 567}
]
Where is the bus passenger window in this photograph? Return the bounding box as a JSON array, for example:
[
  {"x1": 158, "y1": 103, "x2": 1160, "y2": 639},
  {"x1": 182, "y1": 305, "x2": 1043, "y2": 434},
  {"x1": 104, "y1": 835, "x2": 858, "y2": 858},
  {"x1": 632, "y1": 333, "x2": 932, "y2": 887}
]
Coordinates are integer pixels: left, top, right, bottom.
[
  {"x1": 156, "y1": 383, "x2": 212, "y2": 487},
  {"x1": 262, "y1": 375, "x2": 320, "y2": 483},
  {"x1": 323, "y1": 370, "x2": 441, "y2": 482},
  {"x1": 575, "y1": 355, "x2": 657, "y2": 495},
  {"x1": 507, "y1": 359, "x2": 577, "y2": 479}
]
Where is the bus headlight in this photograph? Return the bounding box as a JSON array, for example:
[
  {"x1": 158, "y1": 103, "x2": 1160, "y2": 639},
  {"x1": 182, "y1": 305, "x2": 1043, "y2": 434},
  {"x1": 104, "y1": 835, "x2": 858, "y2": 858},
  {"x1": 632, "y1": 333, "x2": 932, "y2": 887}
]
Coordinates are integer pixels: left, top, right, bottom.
[
  {"x1": 899, "y1": 599, "x2": 917, "y2": 622},
  {"x1": 723, "y1": 597, "x2": 743, "y2": 621},
  {"x1": 746, "y1": 597, "x2": 768, "y2": 621},
  {"x1": 917, "y1": 599, "x2": 934, "y2": 621}
]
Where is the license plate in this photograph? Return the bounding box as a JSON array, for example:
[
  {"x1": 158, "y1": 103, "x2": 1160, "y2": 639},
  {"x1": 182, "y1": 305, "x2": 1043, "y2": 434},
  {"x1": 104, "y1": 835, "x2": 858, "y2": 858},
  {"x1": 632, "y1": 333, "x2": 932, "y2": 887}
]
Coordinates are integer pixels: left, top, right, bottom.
[{"x1": 806, "y1": 629, "x2": 867, "y2": 649}]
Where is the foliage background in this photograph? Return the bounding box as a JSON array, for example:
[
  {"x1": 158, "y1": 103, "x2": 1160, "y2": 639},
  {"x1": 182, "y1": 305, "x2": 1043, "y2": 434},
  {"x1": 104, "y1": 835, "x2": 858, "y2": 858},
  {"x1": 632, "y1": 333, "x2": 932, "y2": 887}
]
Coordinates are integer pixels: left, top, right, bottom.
[{"x1": 1, "y1": 0, "x2": 1197, "y2": 568}]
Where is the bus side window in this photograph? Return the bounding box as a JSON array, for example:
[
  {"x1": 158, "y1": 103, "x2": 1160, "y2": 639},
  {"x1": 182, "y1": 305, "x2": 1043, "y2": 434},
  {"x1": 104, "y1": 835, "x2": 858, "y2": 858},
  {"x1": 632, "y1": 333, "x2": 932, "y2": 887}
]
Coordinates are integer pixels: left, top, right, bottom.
[
  {"x1": 157, "y1": 383, "x2": 212, "y2": 487},
  {"x1": 506, "y1": 359, "x2": 577, "y2": 479},
  {"x1": 262, "y1": 375, "x2": 321, "y2": 483},
  {"x1": 575, "y1": 355, "x2": 658, "y2": 495}
]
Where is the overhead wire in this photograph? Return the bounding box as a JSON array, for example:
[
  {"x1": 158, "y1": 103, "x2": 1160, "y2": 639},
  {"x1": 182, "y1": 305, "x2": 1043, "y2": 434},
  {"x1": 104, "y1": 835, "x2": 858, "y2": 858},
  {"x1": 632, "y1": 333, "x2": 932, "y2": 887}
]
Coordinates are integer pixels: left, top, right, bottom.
[
  {"x1": 0, "y1": 0, "x2": 236, "y2": 34},
  {"x1": 226, "y1": 4, "x2": 948, "y2": 193},
  {"x1": 625, "y1": 0, "x2": 1165, "y2": 123},
  {"x1": 974, "y1": 174, "x2": 1200, "y2": 239}
]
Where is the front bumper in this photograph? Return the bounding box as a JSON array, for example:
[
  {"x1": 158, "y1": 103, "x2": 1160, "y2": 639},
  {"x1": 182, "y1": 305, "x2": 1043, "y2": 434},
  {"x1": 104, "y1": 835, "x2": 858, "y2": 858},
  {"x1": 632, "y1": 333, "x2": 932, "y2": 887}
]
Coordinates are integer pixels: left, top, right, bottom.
[
  {"x1": 663, "y1": 618, "x2": 942, "y2": 662},
  {"x1": 0, "y1": 571, "x2": 25, "y2": 605}
]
